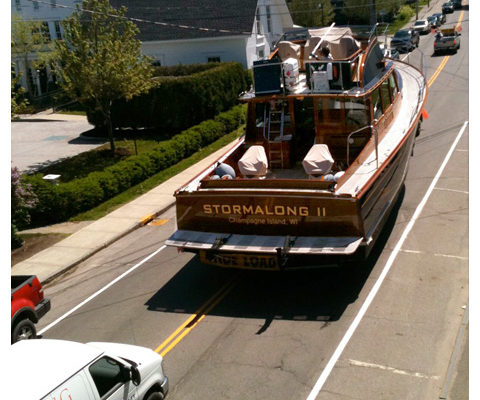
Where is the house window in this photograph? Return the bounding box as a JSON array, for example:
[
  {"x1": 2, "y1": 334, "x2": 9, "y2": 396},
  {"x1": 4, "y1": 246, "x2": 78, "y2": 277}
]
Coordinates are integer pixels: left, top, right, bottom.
[
  {"x1": 256, "y1": 7, "x2": 261, "y2": 35},
  {"x1": 55, "y1": 21, "x2": 62, "y2": 39},
  {"x1": 208, "y1": 57, "x2": 221, "y2": 63},
  {"x1": 33, "y1": 0, "x2": 39, "y2": 10},
  {"x1": 266, "y1": 5, "x2": 272, "y2": 33},
  {"x1": 42, "y1": 22, "x2": 51, "y2": 41},
  {"x1": 258, "y1": 49, "x2": 265, "y2": 59},
  {"x1": 15, "y1": 0, "x2": 21, "y2": 12}
]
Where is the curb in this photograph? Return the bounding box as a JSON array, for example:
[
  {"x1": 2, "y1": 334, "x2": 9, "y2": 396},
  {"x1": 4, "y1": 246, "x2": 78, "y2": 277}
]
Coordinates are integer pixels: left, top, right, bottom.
[{"x1": 42, "y1": 201, "x2": 175, "y2": 285}]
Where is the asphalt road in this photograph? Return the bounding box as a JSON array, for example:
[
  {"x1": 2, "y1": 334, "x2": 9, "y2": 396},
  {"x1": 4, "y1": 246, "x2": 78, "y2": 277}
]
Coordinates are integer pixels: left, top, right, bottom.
[{"x1": 37, "y1": 6, "x2": 469, "y2": 400}]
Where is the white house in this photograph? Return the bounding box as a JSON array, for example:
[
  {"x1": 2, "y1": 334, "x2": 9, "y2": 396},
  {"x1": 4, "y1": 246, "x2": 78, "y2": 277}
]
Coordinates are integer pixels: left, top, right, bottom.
[
  {"x1": 11, "y1": 0, "x2": 81, "y2": 96},
  {"x1": 11, "y1": 0, "x2": 294, "y2": 96},
  {"x1": 110, "y1": 0, "x2": 294, "y2": 68}
]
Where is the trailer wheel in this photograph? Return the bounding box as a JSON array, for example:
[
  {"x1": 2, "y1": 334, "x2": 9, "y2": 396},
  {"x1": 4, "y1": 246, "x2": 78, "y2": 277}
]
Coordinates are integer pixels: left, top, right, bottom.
[{"x1": 12, "y1": 319, "x2": 36, "y2": 343}]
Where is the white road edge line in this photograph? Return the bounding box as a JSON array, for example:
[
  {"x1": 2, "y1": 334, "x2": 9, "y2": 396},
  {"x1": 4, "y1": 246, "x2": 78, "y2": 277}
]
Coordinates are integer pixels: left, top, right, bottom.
[
  {"x1": 433, "y1": 187, "x2": 469, "y2": 195},
  {"x1": 38, "y1": 245, "x2": 167, "y2": 335},
  {"x1": 306, "y1": 121, "x2": 469, "y2": 400},
  {"x1": 348, "y1": 359, "x2": 439, "y2": 380}
]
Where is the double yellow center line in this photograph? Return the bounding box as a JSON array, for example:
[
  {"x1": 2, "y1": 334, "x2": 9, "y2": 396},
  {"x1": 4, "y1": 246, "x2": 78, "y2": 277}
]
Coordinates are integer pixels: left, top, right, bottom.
[
  {"x1": 153, "y1": 10, "x2": 466, "y2": 359},
  {"x1": 155, "y1": 273, "x2": 240, "y2": 357}
]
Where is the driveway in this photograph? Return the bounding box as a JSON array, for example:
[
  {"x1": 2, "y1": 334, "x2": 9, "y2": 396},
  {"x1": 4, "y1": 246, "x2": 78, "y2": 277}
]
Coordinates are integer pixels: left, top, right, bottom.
[{"x1": 11, "y1": 110, "x2": 106, "y2": 172}]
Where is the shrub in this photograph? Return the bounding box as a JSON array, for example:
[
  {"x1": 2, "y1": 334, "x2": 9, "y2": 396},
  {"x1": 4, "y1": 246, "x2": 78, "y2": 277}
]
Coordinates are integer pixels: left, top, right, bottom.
[
  {"x1": 24, "y1": 104, "x2": 247, "y2": 226},
  {"x1": 86, "y1": 62, "x2": 249, "y2": 134}
]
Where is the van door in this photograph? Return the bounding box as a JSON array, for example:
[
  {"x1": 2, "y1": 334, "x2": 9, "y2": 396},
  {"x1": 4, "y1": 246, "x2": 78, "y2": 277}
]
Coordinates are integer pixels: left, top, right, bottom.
[
  {"x1": 42, "y1": 371, "x2": 96, "y2": 400},
  {"x1": 86, "y1": 356, "x2": 138, "y2": 400}
]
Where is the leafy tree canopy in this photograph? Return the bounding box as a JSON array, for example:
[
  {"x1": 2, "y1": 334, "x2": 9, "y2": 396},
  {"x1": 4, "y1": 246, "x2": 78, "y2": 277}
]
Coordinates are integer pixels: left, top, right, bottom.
[
  {"x1": 54, "y1": 0, "x2": 154, "y2": 152},
  {"x1": 288, "y1": 0, "x2": 335, "y2": 27}
]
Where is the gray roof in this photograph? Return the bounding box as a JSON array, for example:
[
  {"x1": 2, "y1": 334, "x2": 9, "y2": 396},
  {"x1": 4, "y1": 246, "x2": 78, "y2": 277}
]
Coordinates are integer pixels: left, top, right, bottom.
[{"x1": 110, "y1": 0, "x2": 259, "y2": 41}]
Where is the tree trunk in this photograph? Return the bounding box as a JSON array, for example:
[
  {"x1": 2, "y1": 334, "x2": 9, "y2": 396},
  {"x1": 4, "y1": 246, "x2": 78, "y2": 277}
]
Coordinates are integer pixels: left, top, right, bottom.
[
  {"x1": 23, "y1": 55, "x2": 33, "y2": 98},
  {"x1": 106, "y1": 113, "x2": 115, "y2": 154}
]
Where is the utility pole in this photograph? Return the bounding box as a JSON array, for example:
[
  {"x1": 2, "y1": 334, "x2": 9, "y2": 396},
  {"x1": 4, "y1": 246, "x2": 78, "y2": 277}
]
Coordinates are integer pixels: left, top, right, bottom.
[
  {"x1": 416, "y1": 0, "x2": 419, "y2": 20},
  {"x1": 318, "y1": 3, "x2": 324, "y2": 26},
  {"x1": 370, "y1": 0, "x2": 377, "y2": 26}
]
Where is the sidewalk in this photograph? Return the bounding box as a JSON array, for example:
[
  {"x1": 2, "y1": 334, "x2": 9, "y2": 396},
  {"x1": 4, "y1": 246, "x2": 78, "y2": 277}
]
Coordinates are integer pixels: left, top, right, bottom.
[{"x1": 12, "y1": 136, "x2": 241, "y2": 284}]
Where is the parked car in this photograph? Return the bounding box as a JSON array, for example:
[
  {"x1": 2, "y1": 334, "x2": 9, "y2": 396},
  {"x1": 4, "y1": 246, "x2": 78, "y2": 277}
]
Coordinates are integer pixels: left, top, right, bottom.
[
  {"x1": 442, "y1": 1, "x2": 454, "y2": 13},
  {"x1": 434, "y1": 27, "x2": 461, "y2": 54},
  {"x1": 413, "y1": 19, "x2": 431, "y2": 34},
  {"x1": 390, "y1": 29, "x2": 420, "y2": 53},
  {"x1": 380, "y1": 44, "x2": 400, "y2": 60},
  {"x1": 11, "y1": 275, "x2": 51, "y2": 343},
  {"x1": 11, "y1": 339, "x2": 169, "y2": 400},
  {"x1": 427, "y1": 15, "x2": 439, "y2": 28},
  {"x1": 432, "y1": 12, "x2": 447, "y2": 25},
  {"x1": 452, "y1": 0, "x2": 462, "y2": 9}
]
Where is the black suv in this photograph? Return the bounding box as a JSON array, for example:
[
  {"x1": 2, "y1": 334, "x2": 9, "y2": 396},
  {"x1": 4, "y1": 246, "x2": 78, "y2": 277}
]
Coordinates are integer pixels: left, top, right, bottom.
[
  {"x1": 452, "y1": 0, "x2": 462, "y2": 8},
  {"x1": 432, "y1": 12, "x2": 447, "y2": 25},
  {"x1": 390, "y1": 29, "x2": 420, "y2": 53},
  {"x1": 442, "y1": 2, "x2": 454, "y2": 13}
]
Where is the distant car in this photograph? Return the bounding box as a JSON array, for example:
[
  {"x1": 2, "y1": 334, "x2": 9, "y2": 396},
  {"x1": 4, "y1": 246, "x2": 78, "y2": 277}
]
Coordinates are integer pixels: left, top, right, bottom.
[
  {"x1": 381, "y1": 45, "x2": 400, "y2": 60},
  {"x1": 413, "y1": 19, "x2": 431, "y2": 34},
  {"x1": 452, "y1": 0, "x2": 462, "y2": 9},
  {"x1": 442, "y1": 2, "x2": 454, "y2": 13},
  {"x1": 427, "y1": 15, "x2": 439, "y2": 28},
  {"x1": 432, "y1": 12, "x2": 447, "y2": 25},
  {"x1": 390, "y1": 29, "x2": 420, "y2": 53}
]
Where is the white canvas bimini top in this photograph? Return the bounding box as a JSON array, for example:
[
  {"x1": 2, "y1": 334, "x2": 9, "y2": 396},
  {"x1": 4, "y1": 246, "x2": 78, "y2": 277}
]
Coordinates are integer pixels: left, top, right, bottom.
[
  {"x1": 238, "y1": 145, "x2": 268, "y2": 176},
  {"x1": 302, "y1": 144, "x2": 334, "y2": 175}
]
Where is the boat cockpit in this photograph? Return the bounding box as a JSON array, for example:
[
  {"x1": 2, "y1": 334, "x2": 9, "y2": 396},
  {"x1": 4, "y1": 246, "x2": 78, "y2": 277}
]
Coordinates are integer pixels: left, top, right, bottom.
[{"x1": 190, "y1": 26, "x2": 413, "y2": 194}]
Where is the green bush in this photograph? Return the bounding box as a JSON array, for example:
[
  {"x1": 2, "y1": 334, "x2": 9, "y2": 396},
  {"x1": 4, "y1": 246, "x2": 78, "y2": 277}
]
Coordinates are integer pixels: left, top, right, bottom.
[
  {"x1": 24, "y1": 104, "x2": 247, "y2": 227},
  {"x1": 87, "y1": 62, "x2": 249, "y2": 134},
  {"x1": 397, "y1": 5, "x2": 415, "y2": 22},
  {"x1": 152, "y1": 63, "x2": 219, "y2": 77}
]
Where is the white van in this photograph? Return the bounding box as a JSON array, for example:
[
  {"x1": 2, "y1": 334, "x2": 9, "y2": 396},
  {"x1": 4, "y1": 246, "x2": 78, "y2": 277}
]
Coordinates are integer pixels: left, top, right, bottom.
[{"x1": 11, "y1": 339, "x2": 168, "y2": 400}]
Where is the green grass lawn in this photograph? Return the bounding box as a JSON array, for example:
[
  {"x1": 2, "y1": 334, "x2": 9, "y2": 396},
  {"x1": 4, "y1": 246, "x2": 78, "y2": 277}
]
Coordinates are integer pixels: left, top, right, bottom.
[
  {"x1": 70, "y1": 126, "x2": 245, "y2": 221},
  {"x1": 37, "y1": 131, "x2": 174, "y2": 182}
]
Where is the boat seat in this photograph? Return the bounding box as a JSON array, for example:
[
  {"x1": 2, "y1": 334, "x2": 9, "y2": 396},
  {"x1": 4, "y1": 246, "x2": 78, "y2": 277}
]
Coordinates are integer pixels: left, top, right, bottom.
[
  {"x1": 302, "y1": 144, "x2": 334, "y2": 178},
  {"x1": 238, "y1": 145, "x2": 268, "y2": 178},
  {"x1": 277, "y1": 41, "x2": 301, "y2": 63}
]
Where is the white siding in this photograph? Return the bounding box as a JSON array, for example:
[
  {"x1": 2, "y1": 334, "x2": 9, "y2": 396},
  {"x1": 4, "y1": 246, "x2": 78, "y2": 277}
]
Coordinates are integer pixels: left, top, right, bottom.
[{"x1": 142, "y1": 36, "x2": 250, "y2": 67}]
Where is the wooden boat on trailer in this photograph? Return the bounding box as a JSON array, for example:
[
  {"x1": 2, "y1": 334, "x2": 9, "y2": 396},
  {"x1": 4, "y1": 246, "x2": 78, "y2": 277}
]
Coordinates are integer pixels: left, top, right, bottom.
[{"x1": 166, "y1": 25, "x2": 428, "y2": 270}]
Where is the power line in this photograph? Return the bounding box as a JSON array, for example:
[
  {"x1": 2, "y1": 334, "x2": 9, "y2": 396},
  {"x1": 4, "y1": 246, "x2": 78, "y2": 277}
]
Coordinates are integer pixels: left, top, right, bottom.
[{"x1": 20, "y1": 0, "x2": 416, "y2": 37}]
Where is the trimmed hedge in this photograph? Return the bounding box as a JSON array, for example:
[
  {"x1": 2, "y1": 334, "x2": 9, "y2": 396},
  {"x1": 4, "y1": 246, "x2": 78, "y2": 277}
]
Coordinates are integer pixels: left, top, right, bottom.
[
  {"x1": 23, "y1": 104, "x2": 247, "y2": 227},
  {"x1": 152, "y1": 63, "x2": 220, "y2": 77},
  {"x1": 87, "y1": 62, "x2": 250, "y2": 134}
]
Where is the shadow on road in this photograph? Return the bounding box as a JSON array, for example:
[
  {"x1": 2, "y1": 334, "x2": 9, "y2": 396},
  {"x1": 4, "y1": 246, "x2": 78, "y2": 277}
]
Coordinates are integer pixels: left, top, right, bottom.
[{"x1": 145, "y1": 187, "x2": 406, "y2": 331}]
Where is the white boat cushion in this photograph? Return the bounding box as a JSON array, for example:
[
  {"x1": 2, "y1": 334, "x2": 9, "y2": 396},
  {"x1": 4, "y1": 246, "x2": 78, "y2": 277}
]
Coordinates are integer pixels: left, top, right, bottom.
[
  {"x1": 238, "y1": 145, "x2": 268, "y2": 176},
  {"x1": 302, "y1": 144, "x2": 334, "y2": 175}
]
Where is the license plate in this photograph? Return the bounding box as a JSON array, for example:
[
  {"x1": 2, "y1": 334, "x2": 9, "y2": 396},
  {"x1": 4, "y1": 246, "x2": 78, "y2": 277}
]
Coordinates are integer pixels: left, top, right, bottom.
[{"x1": 200, "y1": 251, "x2": 279, "y2": 270}]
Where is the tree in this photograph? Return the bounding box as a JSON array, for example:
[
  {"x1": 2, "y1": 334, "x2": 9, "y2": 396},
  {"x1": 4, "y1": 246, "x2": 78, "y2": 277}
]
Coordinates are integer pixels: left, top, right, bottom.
[
  {"x1": 342, "y1": 0, "x2": 401, "y2": 25},
  {"x1": 11, "y1": 167, "x2": 37, "y2": 248},
  {"x1": 11, "y1": 14, "x2": 50, "y2": 97},
  {"x1": 54, "y1": 0, "x2": 155, "y2": 153},
  {"x1": 288, "y1": 0, "x2": 334, "y2": 27},
  {"x1": 11, "y1": 64, "x2": 29, "y2": 120}
]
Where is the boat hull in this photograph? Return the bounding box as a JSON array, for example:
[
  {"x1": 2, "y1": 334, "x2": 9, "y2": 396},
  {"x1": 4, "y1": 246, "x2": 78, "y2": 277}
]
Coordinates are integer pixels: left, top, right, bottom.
[{"x1": 167, "y1": 121, "x2": 417, "y2": 270}]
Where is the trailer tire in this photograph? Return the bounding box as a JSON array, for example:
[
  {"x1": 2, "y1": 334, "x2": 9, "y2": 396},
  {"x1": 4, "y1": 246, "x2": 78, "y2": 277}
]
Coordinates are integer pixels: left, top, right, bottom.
[{"x1": 12, "y1": 319, "x2": 36, "y2": 343}]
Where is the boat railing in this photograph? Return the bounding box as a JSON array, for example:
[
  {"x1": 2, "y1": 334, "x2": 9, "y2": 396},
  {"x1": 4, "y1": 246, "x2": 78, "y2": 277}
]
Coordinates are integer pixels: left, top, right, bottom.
[{"x1": 346, "y1": 123, "x2": 379, "y2": 168}]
